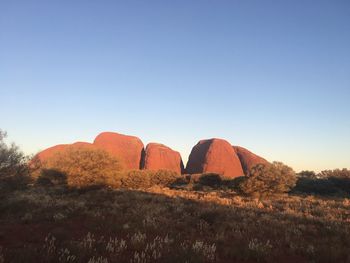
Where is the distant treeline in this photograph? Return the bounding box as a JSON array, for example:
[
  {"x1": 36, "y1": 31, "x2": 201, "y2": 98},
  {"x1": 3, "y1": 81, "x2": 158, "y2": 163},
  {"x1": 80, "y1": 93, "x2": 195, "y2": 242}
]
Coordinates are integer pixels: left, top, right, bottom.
[{"x1": 294, "y1": 169, "x2": 350, "y2": 197}]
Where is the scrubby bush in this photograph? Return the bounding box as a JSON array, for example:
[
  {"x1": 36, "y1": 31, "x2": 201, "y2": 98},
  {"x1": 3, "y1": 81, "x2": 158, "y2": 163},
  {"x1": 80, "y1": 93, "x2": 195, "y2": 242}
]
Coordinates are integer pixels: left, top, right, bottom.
[
  {"x1": 0, "y1": 129, "x2": 31, "y2": 191},
  {"x1": 149, "y1": 169, "x2": 182, "y2": 186},
  {"x1": 237, "y1": 162, "x2": 297, "y2": 196},
  {"x1": 174, "y1": 173, "x2": 236, "y2": 191},
  {"x1": 328, "y1": 178, "x2": 350, "y2": 196},
  {"x1": 297, "y1": 170, "x2": 317, "y2": 179},
  {"x1": 190, "y1": 173, "x2": 222, "y2": 186},
  {"x1": 318, "y1": 168, "x2": 350, "y2": 179},
  {"x1": 119, "y1": 169, "x2": 181, "y2": 189},
  {"x1": 39, "y1": 145, "x2": 123, "y2": 188},
  {"x1": 181, "y1": 173, "x2": 224, "y2": 190},
  {"x1": 294, "y1": 169, "x2": 350, "y2": 197},
  {"x1": 36, "y1": 169, "x2": 68, "y2": 187}
]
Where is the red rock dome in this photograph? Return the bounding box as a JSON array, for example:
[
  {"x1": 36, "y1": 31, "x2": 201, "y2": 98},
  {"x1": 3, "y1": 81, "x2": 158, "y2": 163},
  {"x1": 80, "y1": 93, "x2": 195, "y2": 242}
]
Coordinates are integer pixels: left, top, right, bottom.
[
  {"x1": 36, "y1": 142, "x2": 95, "y2": 163},
  {"x1": 143, "y1": 143, "x2": 184, "y2": 174},
  {"x1": 93, "y1": 132, "x2": 144, "y2": 170},
  {"x1": 233, "y1": 146, "x2": 268, "y2": 175},
  {"x1": 36, "y1": 144, "x2": 69, "y2": 162},
  {"x1": 186, "y1": 138, "x2": 244, "y2": 178}
]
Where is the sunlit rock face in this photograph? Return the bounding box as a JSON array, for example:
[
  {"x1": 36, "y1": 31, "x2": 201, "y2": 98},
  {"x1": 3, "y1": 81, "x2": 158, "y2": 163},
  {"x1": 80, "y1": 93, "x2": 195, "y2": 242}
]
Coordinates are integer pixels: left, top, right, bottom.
[
  {"x1": 36, "y1": 142, "x2": 94, "y2": 162},
  {"x1": 143, "y1": 143, "x2": 184, "y2": 174},
  {"x1": 93, "y1": 132, "x2": 144, "y2": 170},
  {"x1": 186, "y1": 138, "x2": 244, "y2": 178},
  {"x1": 233, "y1": 146, "x2": 269, "y2": 175},
  {"x1": 36, "y1": 144, "x2": 69, "y2": 163},
  {"x1": 34, "y1": 142, "x2": 95, "y2": 165}
]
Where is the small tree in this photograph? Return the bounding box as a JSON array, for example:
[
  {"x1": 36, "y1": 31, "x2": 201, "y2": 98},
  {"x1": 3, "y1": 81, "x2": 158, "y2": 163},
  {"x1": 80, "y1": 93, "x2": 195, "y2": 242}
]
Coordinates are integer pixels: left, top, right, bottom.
[
  {"x1": 40, "y1": 145, "x2": 123, "y2": 188},
  {"x1": 297, "y1": 170, "x2": 317, "y2": 179},
  {"x1": 318, "y1": 169, "x2": 350, "y2": 179},
  {"x1": 319, "y1": 169, "x2": 350, "y2": 195},
  {"x1": 238, "y1": 162, "x2": 297, "y2": 196},
  {"x1": 294, "y1": 169, "x2": 350, "y2": 197},
  {"x1": 0, "y1": 129, "x2": 30, "y2": 191}
]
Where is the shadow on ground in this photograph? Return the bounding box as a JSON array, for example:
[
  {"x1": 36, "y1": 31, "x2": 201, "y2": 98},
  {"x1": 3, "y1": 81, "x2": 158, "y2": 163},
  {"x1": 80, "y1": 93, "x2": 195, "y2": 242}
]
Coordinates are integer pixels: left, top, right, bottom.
[{"x1": 0, "y1": 184, "x2": 349, "y2": 263}]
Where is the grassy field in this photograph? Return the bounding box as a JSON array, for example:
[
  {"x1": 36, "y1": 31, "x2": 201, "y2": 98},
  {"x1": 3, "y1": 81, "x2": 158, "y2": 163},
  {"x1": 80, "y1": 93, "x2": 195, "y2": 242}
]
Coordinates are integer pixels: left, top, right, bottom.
[{"x1": 1, "y1": 184, "x2": 349, "y2": 263}]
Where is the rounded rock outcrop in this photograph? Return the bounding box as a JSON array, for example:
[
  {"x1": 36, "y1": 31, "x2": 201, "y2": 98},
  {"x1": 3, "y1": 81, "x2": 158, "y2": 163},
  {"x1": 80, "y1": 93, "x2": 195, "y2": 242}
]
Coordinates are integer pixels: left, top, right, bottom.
[
  {"x1": 93, "y1": 132, "x2": 144, "y2": 170},
  {"x1": 186, "y1": 138, "x2": 244, "y2": 178},
  {"x1": 36, "y1": 144, "x2": 69, "y2": 163},
  {"x1": 36, "y1": 142, "x2": 94, "y2": 163},
  {"x1": 233, "y1": 146, "x2": 268, "y2": 175},
  {"x1": 143, "y1": 143, "x2": 184, "y2": 174}
]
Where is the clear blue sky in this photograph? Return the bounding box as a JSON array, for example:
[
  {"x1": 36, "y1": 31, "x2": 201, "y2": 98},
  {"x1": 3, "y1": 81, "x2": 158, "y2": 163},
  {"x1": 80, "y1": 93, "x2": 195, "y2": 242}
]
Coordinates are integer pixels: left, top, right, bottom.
[{"x1": 1, "y1": 0, "x2": 349, "y2": 172}]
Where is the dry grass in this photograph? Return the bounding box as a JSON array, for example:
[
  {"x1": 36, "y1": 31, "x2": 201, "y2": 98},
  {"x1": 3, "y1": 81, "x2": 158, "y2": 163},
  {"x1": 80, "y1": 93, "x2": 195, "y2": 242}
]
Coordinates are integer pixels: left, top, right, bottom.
[{"x1": 0, "y1": 183, "x2": 350, "y2": 263}]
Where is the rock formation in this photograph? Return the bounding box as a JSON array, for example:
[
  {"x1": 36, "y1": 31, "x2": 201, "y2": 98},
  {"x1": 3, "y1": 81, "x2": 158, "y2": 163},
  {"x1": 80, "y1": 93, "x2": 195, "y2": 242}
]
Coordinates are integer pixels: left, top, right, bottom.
[
  {"x1": 143, "y1": 143, "x2": 184, "y2": 174},
  {"x1": 233, "y1": 146, "x2": 269, "y2": 175},
  {"x1": 186, "y1": 138, "x2": 244, "y2": 178},
  {"x1": 36, "y1": 144, "x2": 69, "y2": 163},
  {"x1": 35, "y1": 131, "x2": 269, "y2": 177},
  {"x1": 93, "y1": 132, "x2": 144, "y2": 170},
  {"x1": 36, "y1": 142, "x2": 94, "y2": 163}
]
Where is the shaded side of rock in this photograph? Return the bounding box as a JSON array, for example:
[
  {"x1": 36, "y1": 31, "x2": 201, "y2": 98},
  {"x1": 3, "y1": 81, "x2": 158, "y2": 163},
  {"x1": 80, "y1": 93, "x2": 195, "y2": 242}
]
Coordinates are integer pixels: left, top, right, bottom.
[{"x1": 233, "y1": 146, "x2": 269, "y2": 175}]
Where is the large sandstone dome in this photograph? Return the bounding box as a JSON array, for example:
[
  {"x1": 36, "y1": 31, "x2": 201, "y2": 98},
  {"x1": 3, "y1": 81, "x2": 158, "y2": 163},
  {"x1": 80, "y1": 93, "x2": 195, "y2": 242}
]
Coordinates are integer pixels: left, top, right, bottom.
[
  {"x1": 36, "y1": 142, "x2": 94, "y2": 163},
  {"x1": 143, "y1": 143, "x2": 184, "y2": 174},
  {"x1": 93, "y1": 132, "x2": 144, "y2": 170},
  {"x1": 186, "y1": 138, "x2": 244, "y2": 178},
  {"x1": 233, "y1": 146, "x2": 269, "y2": 175}
]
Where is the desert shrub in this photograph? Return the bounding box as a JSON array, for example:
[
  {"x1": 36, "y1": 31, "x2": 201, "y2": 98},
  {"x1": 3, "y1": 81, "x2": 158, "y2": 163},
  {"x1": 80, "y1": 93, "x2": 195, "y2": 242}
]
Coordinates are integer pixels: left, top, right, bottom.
[
  {"x1": 318, "y1": 168, "x2": 350, "y2": 179},
  {"x1": 0, "y1": 129, "x2": 31, "y2": 192},
  {"x1": 175, "y1": 173, "x2": 234, "y2": 191},
  {"x1": 190, "y1": 173, "x2": 222, "y2": 186},
  {"x1": 185, "y1": 173, "x2": 224, "y2": 190},
  {"x1": 320, "y1": 169, "x2": 350, "y2": 195},
  {"x1": 328, "y1": 177, "x2": 350, "y2": 195},
  {"x1": 149, "y1": 170, "x2": 181, "y2": 186},
  {"x1": 293, "y1": 177, "x2": 332, "y2": 195},
  {"x1": 36, "y1": 169, "x2": 67, "y2": 187},
  {"x1": 237, "y1": 162, "x2": 297, "y2": 196},
  {"x1": 294, "y1": 169, "x2": 350, "y2": 197},
  {"x1": 198, "y1": 174, "x2": 223, "y2": 190},
  {"x1": 120, "y1": 169, "x2": 181, "y2": 189},
  {"x1": 297, "y1": 170, "x2": 317, "y2": 179},
  {"x1": 40, "y1": 146, "x2": 123, "y2": 188}
]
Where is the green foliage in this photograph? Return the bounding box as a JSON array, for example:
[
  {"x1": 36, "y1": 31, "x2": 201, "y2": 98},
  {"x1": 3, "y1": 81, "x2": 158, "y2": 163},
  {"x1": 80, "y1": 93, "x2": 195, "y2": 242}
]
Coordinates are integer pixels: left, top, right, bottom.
[
  {"x1": 40, "y1": 146, "x2": 123, "y2": 188},
  {"x1": 238, "y1": 162, "x2": 297, "y2": 196},
  {"x1": 0, "y1": 129, "x2": 31, "y2": 191}
]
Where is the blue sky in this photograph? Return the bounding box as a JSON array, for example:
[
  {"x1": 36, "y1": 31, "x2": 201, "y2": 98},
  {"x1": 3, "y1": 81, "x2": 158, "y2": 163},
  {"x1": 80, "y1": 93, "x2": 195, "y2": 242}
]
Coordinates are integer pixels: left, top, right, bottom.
[{"x1": 1, "y1": 0, "x2": 349, "y2": 172}]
